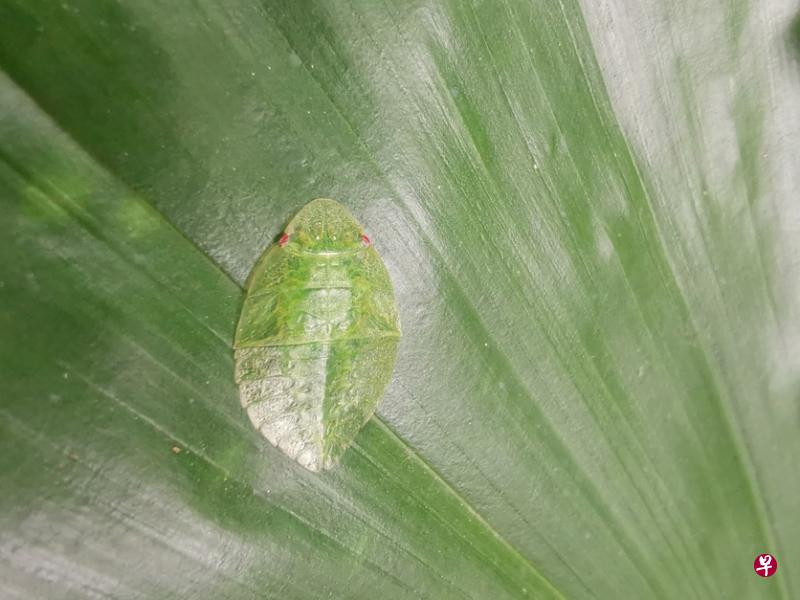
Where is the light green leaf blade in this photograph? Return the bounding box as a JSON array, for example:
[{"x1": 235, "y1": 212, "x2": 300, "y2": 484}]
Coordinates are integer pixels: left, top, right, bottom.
[{"x1": 0, "y1": 1, "x2": 798, "y2": 599}]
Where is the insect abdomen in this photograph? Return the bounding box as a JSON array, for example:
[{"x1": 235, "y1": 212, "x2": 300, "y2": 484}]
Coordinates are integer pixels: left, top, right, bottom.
[{"x1": 235, "y1": 334, "x2": 397, "y2": 471}]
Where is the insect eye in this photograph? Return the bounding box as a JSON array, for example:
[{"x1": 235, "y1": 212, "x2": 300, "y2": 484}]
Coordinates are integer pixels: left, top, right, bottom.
[
  {"x1": 279, "y1": 233, "x2": 289, "y2": 247},
  {"x1": 360, "y1": 233, "x2": 371, "y2": 246}
]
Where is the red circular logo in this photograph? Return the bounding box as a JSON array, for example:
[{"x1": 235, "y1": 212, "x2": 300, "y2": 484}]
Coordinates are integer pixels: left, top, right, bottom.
[{"x1": 754, "y1": 554, "x2": 778, "y2": 577}]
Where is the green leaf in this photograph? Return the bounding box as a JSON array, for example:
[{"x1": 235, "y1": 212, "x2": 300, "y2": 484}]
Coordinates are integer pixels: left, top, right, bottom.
[{"x1": 1, "y1": 1, "x2": 798, "y2": 598}]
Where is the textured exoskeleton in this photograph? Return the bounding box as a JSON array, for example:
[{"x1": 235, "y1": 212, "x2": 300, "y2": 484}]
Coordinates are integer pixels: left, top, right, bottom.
[{"x1": 234, "y1": 199, "x2": 400, "y2": 471}]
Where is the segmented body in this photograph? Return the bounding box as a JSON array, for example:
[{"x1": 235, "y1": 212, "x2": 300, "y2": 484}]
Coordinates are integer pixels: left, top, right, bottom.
[{"x1": 234, "y1": 199, "x2": 400, "y2": 471}]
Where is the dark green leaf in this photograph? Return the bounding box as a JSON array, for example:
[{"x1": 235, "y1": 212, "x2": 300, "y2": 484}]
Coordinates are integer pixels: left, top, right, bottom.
[{"x1": 1, "y1": 1, "x2": 798, "y2": 598}]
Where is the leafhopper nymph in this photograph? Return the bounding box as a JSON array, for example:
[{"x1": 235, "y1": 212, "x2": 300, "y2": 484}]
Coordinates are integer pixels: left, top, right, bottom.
[{"x1": 234, "y1": 199, "x2": 400, "y2": 471}]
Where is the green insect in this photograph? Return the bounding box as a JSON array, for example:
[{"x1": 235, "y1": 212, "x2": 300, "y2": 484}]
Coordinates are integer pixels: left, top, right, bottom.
[{"x1": 234, "y1": 198, "x2": 401, "y2": 471}]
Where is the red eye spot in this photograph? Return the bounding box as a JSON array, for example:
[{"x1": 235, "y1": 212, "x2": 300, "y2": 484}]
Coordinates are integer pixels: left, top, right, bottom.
[
  {"x1": 361, "y1": 234, "x2": 371, "y2": 246},
  {"x1": 279, "y1": 233, "x2": 289, "y2": 247}
]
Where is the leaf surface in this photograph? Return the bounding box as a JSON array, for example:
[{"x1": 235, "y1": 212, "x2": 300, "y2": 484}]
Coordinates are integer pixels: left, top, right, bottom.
[{"x1": 1, "y1": 1, "x2": 798, "y2": 598}]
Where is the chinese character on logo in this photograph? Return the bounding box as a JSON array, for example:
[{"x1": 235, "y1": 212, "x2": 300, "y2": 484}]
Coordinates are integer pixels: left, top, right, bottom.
[{"x1": 753, "y1": 553, "x2": 778, "y2": 577}]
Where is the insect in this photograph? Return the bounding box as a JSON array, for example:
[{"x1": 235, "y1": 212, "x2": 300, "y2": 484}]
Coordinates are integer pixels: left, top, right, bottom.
[{"x1": 234, "y1": 198, "x2": 401, "y2": 471}]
